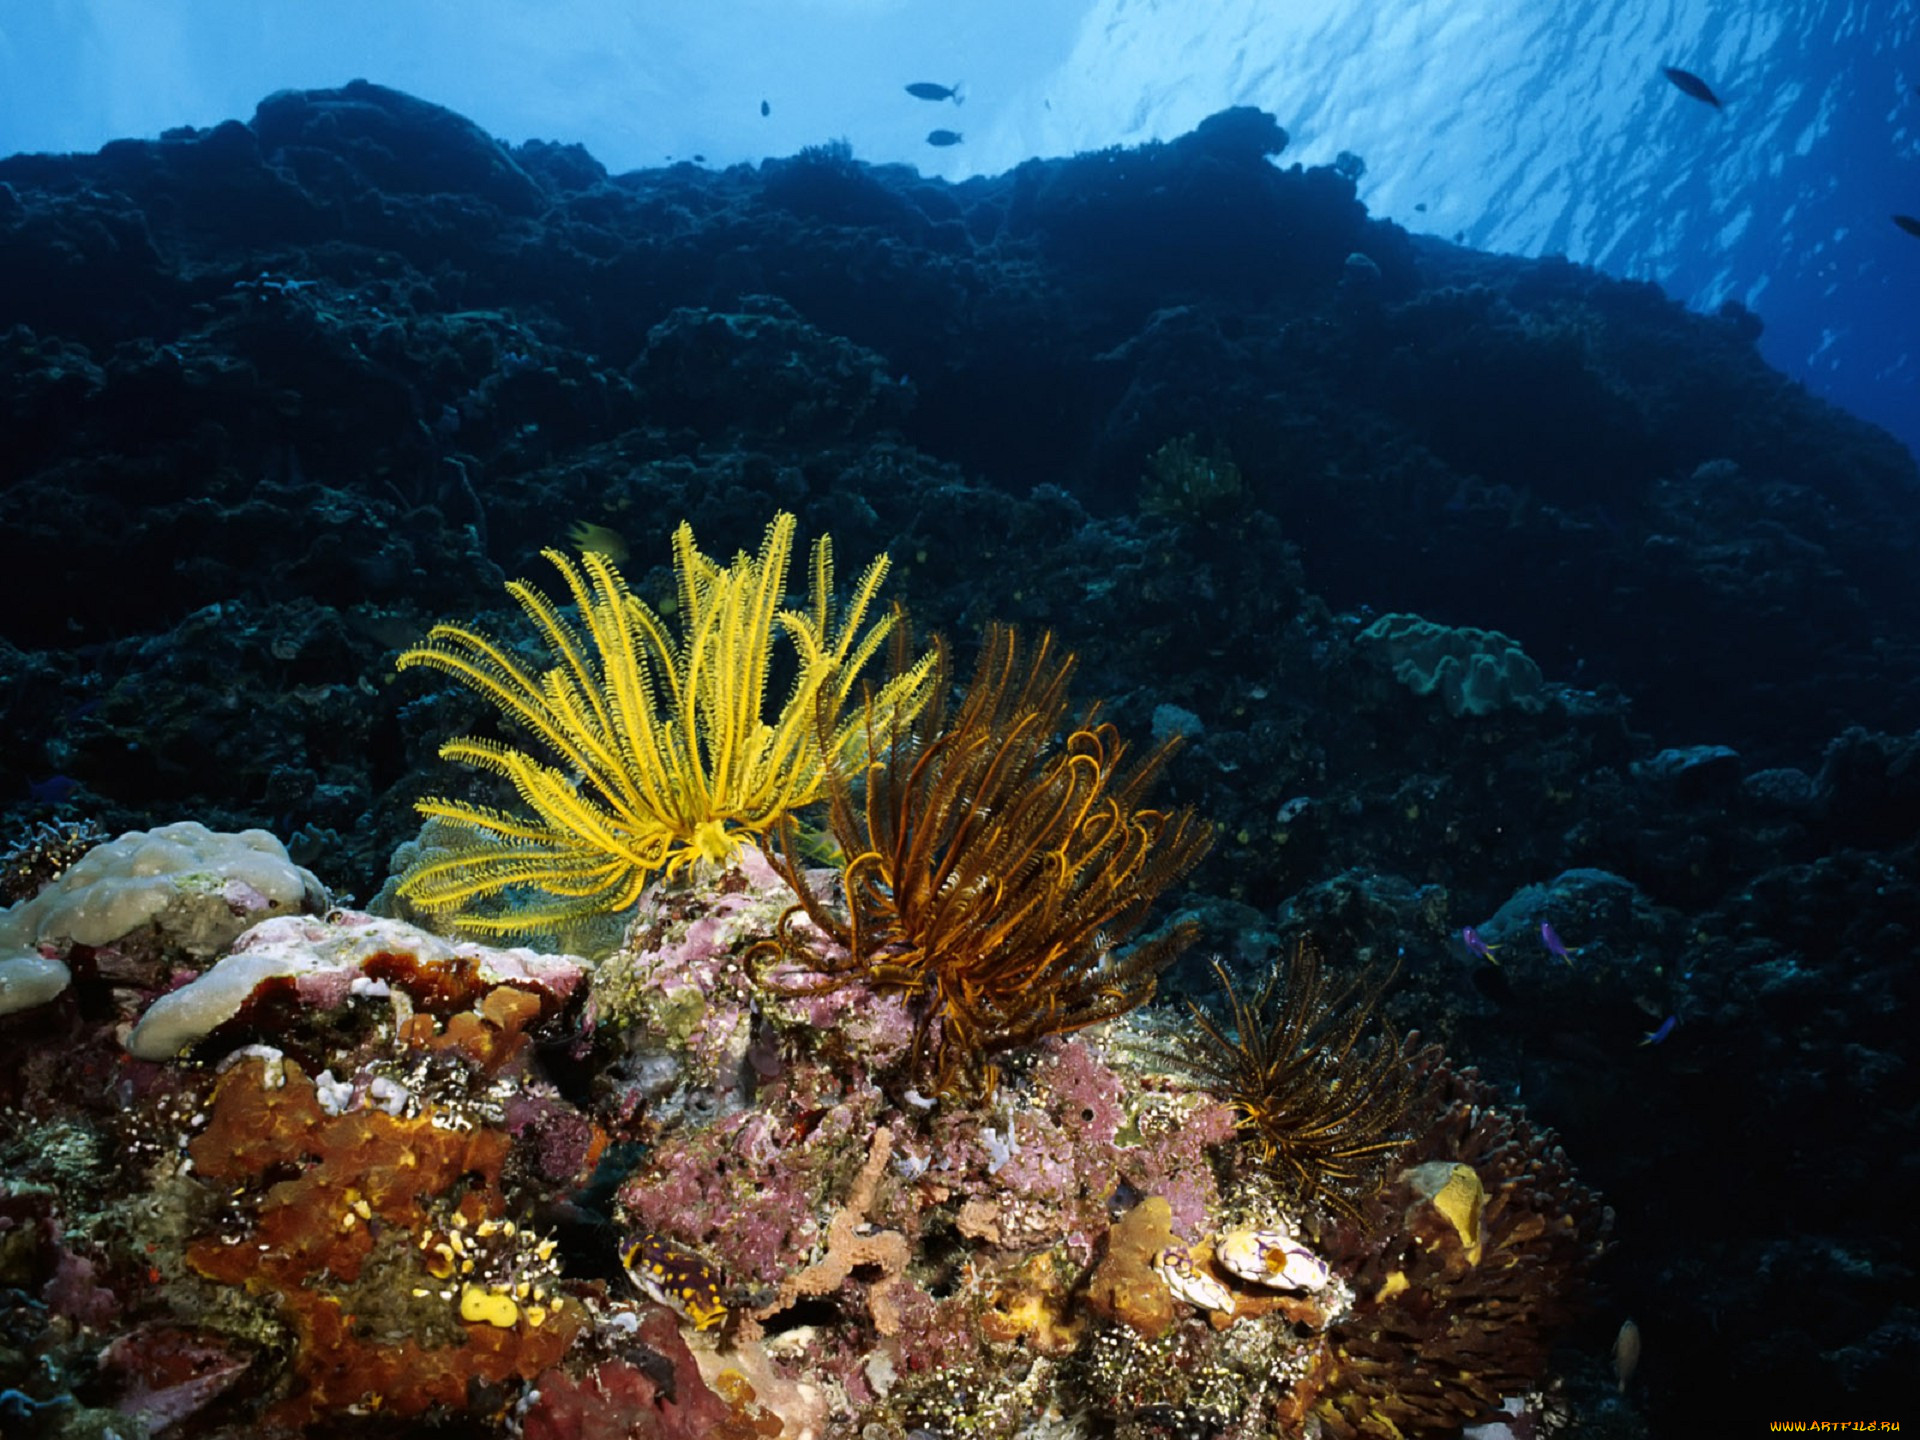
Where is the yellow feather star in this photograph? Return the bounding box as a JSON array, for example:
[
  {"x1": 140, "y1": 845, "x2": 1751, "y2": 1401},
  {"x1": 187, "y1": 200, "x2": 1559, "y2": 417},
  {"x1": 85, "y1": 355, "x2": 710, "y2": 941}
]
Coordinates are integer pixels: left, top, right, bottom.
[{"x1": 395, "y1": 512, "x2": 935, "y2": 936}]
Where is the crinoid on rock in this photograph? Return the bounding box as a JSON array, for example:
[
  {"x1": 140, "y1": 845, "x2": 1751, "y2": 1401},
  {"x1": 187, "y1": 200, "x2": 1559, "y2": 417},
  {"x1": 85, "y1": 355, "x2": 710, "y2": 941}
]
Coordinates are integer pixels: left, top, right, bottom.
[
  {"x1": 1159, "y1": 941, "x2": 1423, "y2": 1224},
  {"x1": 754, "y1": 623, "x2": 1213, "y2": 1098},
  {"x1": 393, "y1": 512, "x2": 933, "y2": 937}
]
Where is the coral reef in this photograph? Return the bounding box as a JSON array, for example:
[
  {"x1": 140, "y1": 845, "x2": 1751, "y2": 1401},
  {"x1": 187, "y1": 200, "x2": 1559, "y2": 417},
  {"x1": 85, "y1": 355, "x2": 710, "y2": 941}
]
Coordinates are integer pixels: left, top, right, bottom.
[
  {"x1": 0, "y1": 810, "x2": 1613, "y2": 1437},
  {"x1": 632, "y1": 298, "x2": 916, "y2": 442},
  {"x1": 2, "y1": 75, "x2": 1915, "y2": 1429},
  {"x1": 596, "y1": 854, "x2": 1604, "y2": 1438},
  {"x1": 184, "y1": 1050, "x2": 583, "y2": 1427},
  {"x1": 0, "y1": 71, "x2": 1916, "y2": 1434},
  {"x1": 0, "y1": 817, "x2": 107, "y2": 905},
  {"x1": 1356, "y1": 612, "x2": 1549, "y2": 718},
  {"x1": 1137, "y1": 433, "x2": 1247, "y2": 522}
]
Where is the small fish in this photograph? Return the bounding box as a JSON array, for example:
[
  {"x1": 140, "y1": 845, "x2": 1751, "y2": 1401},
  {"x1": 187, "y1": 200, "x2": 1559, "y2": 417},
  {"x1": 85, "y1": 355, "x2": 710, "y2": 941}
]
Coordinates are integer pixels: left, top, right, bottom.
[
  {"x1": 783, "y1": 1105, "x2": 831, "y2": 1148},
  {"x1": 925, "y1": 129, "x2": 964, "y2": 147},
  {"x1": 1639, "y1": 1014, "x2": 1678, "y2": 1047},
  {"x1": 905, "y1": 81, "x2": 963, "y2": 105},
  {"x1": 1613, "y1": 1317, "x2": 1642, "y2": 1391},
  {"x1": 1894, "y1": 214, "x2": 1920, "y2": 238},
  {"x1": 568, "y1": 521, "x2": 629, "y2": 565},
  {"x1": 27, "y1": 774, "x2": 79, "y2": 804},
  {"x1": 622, "y1": 1232, "x2": 728, "y2": 1330},
  {"x1": 760, "y1": 99, "x2": 770, "y2": 117},
  {"x1": 1662, "y1": 66, "x2": 1722, "y2": 108},
  {"x1": 1539, "y1": 921, "x2": 1576, "y2": 965},
  {"x1": 1460, "y1": 926, "x2": 1500, "y2": 965},
  {"x1": 787, "y1": 819, "x2": 845, "y2": 867}
]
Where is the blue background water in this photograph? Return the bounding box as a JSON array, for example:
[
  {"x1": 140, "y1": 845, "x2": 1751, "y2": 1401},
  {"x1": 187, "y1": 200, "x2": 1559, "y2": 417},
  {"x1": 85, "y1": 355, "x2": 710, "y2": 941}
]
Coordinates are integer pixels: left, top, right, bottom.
[{"x1": 3, "y1": 0, "x2": 1914, "y2": 455}]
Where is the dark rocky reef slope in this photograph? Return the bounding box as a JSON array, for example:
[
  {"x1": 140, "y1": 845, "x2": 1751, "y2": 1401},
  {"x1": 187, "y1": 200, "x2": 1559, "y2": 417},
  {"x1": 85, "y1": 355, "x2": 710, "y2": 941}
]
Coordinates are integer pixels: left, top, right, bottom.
[{"x1": 3, "y1": 80, "x2": 1918, "y2": 1427}]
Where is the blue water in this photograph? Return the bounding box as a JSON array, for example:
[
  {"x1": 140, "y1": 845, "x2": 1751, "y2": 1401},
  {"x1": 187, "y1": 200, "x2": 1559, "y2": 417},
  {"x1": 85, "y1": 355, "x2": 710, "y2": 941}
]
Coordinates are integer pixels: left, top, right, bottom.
[{"x1": 1013, "y1": 0, "x2": 1920, "y2": 458}]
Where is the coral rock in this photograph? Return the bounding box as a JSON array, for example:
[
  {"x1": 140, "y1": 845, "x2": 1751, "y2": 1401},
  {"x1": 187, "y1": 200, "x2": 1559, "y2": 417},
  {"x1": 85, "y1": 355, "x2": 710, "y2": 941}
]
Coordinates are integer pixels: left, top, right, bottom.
[
  {"x1": 2, "y1": 821, "x2": 327, "y2": 1019},
  {"x1": 99, "y1": 1323, "x2": 252, "y2": 1432},
  {"x1": 182, "y1": 1052, "x2": 581, "y2": 1424},
  {"x1": 126, "y1": 909, "x2": 583, "y2": 1060},
  {"x1": 524, "y1": 1309, "x2": 772, "y2": 1440},
  {"x1": 750, "y1": 1124, "x2": 912, "y2": 1338}
]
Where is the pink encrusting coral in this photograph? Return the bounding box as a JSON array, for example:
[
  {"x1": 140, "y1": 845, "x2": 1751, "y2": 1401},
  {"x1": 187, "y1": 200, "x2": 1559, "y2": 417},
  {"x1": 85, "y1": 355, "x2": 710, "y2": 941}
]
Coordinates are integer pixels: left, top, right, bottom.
[{"x1": 619, "y1": 1100, "x2": 851, "y2": 1286}]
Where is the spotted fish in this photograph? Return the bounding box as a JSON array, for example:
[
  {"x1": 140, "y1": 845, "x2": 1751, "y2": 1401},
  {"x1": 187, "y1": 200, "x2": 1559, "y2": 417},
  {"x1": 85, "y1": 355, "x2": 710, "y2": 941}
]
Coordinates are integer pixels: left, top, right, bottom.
[{"x1": 621, "y1": 1232, "x2": 728, "y2": 1331}]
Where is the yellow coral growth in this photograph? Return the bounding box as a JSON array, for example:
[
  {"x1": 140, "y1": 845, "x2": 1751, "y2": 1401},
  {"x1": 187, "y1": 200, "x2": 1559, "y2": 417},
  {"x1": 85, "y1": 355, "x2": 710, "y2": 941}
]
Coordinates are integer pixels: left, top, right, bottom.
[
  {"x1": 459, "y1": 1283, "x2": 521, "y2": 1328},
  {"x1": 979, "y1": 1253, "x2": 1086, "y2": 1355},
  {"x1": 1084, "y1": 1195, "x2": 1177, "y2": 1338},
  {"x1": 396, "y1": 512, "x2": 935, "y2": 935},
  {"x1": 1404, "y1": 1160, "x2": 1486, "y2": 1265}
]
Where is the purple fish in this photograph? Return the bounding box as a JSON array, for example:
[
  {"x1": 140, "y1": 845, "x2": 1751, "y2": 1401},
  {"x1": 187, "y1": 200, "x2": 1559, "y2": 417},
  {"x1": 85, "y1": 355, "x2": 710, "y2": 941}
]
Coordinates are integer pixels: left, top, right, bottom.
[
  {"x1": 1460, "y1": 926, "x2": 1500, "y2": 965},
  {"x1": 1639, "y1": 1015, "x2": 1678, "y2": 1047},
  {"x1": 1539, "y1": 921, "x2": 1575, "y2": 965},
  {"x1": 27, "y1": 774, "x2": 79, "y2": 805}
]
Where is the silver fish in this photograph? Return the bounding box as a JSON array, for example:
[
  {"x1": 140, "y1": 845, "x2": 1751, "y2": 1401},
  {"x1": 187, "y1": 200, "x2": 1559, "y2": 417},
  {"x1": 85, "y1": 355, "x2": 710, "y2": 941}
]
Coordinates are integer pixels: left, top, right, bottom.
[{"x1": 1613, "y1": 1317, "x2": 1642, "y2": 1392}]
